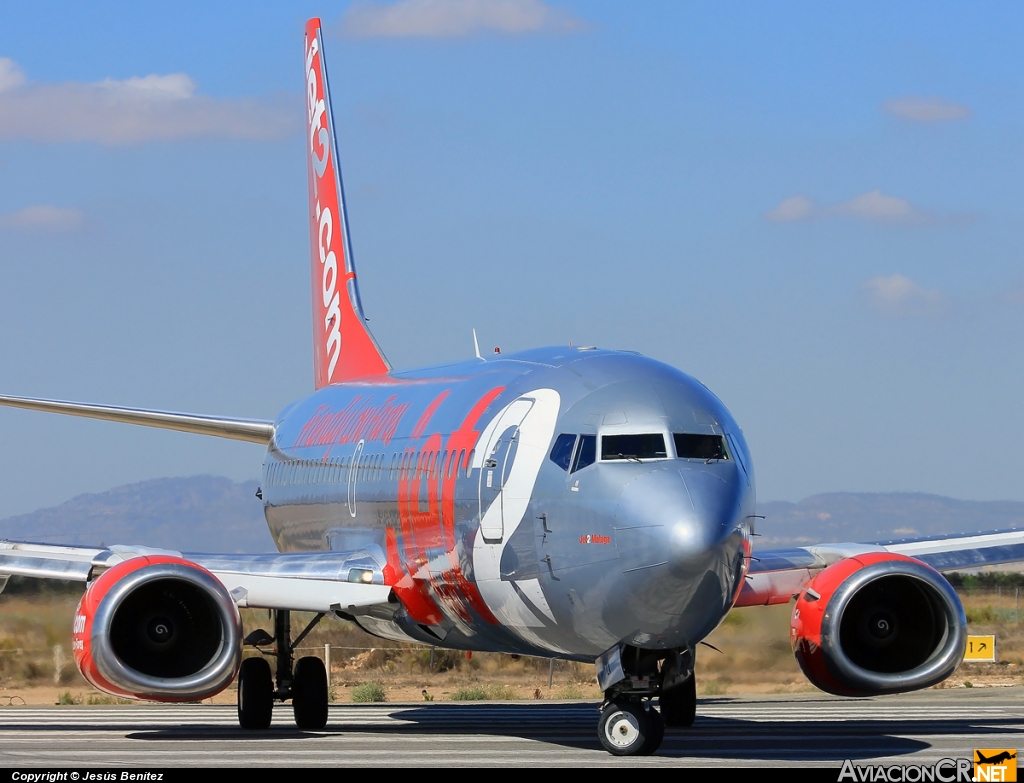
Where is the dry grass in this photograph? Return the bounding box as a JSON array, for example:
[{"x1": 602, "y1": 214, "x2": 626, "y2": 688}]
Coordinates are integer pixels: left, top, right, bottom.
[
  {"x1": 697, "y1": 603, "x2": 809, "y2": 694},
  {"x1": 0, "y1": 587, "x2": 86, "y2": 689},
  {"x1": 3, "y1": 581, "x2": 1022, "y2": 704}
]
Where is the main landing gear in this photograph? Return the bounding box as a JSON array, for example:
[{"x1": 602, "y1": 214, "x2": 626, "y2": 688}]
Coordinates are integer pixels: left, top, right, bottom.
[
  {"x1": 597, "y1": 646, "x2": 697, "y2": 756},
  {"x1": 238, "y1": 609, "x2": 329, "y2": 730}
]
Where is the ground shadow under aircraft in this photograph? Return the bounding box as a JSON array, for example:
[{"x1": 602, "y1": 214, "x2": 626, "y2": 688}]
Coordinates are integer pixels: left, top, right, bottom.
[{"x1": 64, "y1": 699, "x2": 1022, "y2": 761}]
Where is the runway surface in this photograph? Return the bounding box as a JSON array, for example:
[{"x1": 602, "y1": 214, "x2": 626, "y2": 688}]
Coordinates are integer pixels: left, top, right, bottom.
[{"x1": 1, "y1": 687, "x2": 1022, "y2": 767}]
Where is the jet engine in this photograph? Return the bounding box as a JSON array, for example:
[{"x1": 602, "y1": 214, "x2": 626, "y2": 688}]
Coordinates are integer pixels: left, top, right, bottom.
[
  {"x1": 72, "y1": 555, "x2": 242, "y2": 701},
  {"x1": 790, "y1": 552, "x2": 966, "y2": 697}
]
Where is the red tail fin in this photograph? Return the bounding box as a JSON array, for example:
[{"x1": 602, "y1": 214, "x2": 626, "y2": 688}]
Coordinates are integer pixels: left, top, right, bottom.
[{"x1": 305, "y1": 18, "x2": 390, "y2": 388}]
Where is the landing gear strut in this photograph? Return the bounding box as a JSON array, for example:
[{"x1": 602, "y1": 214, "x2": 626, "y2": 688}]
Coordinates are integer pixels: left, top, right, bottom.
[{"x1": 237, "y1": 609, "x2": 329, "y2": 730}]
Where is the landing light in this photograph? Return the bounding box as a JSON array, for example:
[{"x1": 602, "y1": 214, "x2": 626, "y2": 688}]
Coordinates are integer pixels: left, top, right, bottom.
[{"x1": 347, "y1": 568, "x2": 374, "y2": 584}]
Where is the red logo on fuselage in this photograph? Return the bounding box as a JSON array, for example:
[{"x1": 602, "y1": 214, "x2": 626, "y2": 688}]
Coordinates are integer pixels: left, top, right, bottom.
[{"x1": 295, "y1": 396, "x2": 410, "y2": 449}]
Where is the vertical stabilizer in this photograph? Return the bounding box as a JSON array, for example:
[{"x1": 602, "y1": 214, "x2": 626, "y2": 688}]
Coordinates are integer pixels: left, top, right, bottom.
[{"x1": 304, "y1": 18, "x2": 391, "y2": 388}]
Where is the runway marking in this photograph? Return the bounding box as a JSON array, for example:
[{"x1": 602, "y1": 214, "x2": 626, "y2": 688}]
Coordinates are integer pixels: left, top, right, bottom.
[{"x1": 1, "y1": 692, "x2": 1022, "y2": 768}]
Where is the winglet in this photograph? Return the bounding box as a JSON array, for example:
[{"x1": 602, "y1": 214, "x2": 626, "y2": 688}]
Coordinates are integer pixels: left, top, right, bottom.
[{"x1": 305, "y1": 19, "x2": 391, "y2": 388}]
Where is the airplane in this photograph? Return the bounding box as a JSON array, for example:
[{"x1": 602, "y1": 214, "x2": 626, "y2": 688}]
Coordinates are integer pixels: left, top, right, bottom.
[
  {"x1": 976, "y1": 752, "x2": 1017, "y2": 765},
  {"x1": 1, "y1": 17, "x2": 1023, "y2": 757}
]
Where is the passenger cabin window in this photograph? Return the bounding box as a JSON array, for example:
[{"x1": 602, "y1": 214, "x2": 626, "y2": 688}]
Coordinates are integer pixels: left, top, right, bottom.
[
  {"x1": 549, "y1": 434, "x2": 577, "y2": 471},
  {"x1": 601, "y1": 434, "x2": 667, "y2": 461},
  {"x1": 674, "y1": 433, "x2": 729, "y2": 460},
  {"x1": 571, "y1": 434, "x2": 596, "y2": 473}
]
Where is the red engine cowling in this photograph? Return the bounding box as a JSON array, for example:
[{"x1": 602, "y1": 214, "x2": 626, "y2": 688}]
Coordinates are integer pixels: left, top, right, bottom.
[
  {"x1": 73, "y1": 555, "x2": 242, "y2": 701},
  {"x1": 791, "y1": 552, "x2": 966, "y2": 697}
]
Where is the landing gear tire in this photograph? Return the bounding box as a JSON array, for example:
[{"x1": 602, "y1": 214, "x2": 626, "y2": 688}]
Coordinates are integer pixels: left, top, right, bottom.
[
  {"x1": 599, "y1": 701, "x2": 662, "y2": 756},
  {"x1": 660, "y1": 673, "x2": 696, "y2": 728},
  {"x1": 237, "y1": 657, "x2": 273, "y2": 730},
  {"x1": 292, "y1": 656, "x2": 329, "y2": 730},
  {"x1": 640, "y1": 704, "x2": 664, "y2": 755}
]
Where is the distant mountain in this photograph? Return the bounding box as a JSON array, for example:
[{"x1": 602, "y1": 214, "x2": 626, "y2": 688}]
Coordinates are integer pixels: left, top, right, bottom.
[
  {"x1": 2, "y1": 478, "x2": 1022, "y2": 555},
  {"x1": 757, "y1": 493, "x2": 1024, "y2": 548},
  {"x1": 0, "y1": 476, "x2": 276, "y2": 553}
]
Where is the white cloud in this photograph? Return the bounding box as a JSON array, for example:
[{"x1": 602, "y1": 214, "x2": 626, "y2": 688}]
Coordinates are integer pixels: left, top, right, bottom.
[
  {"x1": 832, "y1": 190, "x2": 930, "y2": 225},
  {"x1": 0, "y1": 58, "x2": 299, "y2": 144},
  {"x1": 0, "y1": 205, "x2": 84, "y2": 232},
  {"x1": 881, "y1": 96, "x2": 972, "y2": 123},
  {"x1": 861, "y1": 274, "x2": 946, "y2": 316},
  {"x1": 0, "y1": 58, "x2": 26, "y2": 92},
  {"x1": 340, "y1": 0, "x2": 587, "y2": 38},
  {"x1": 764, "y1": 195, "x2": 815, "y2": 223},
  {"x1": 765, "y1": 190, "x2": 932, "y2": 225}
]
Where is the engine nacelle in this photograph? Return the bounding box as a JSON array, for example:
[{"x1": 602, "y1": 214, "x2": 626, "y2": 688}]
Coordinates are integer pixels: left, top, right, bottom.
[
  {"x1": 791, "y1": 552, "x2": 966, "y2": 697},
  {"x1": 73, "y1": 555, "x2": 242, "y2": 701}
]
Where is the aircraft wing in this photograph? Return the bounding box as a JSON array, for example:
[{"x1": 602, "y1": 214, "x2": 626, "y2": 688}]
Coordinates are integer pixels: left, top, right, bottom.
[
  {"x1": 0, "y1": 540, "x2": 393, "y2": 614},
  {"x1": 0, "y1": 394, "x2": 274, "y2": 444},
  {"x1": 737, "y1": 528, "x2": 1024, "y2": 607}
]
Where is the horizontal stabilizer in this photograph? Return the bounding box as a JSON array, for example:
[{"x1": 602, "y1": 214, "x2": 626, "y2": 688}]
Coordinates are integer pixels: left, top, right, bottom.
[{"x1": 0, "y1": 394, "x2": 274, "y2": 444}]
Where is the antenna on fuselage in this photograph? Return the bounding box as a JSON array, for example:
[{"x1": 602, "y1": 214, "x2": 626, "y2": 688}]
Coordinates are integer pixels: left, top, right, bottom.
[{"x1": 472, "y1": 328, "x2": 482, "y2": 360}]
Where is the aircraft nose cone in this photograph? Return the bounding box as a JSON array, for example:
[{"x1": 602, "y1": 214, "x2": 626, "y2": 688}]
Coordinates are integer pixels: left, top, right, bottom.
[
  {"x1": 614, "y1": 465, "x2": 746, "y2": 642},
  {"x1": 615, "y1": 467, "x2": 741, "y2": 578},
  {"x1": 672, "y1": 468, "x2": 743, "y2": 572}
]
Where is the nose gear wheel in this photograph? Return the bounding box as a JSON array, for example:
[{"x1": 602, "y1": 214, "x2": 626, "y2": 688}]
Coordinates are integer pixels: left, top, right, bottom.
[{"x1": 598, "y1": 701, "x2": 663, "y2": 756}]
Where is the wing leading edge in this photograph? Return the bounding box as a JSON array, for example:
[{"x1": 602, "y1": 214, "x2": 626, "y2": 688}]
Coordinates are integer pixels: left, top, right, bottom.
[
  {"x1": 0, "y1": 540, "x2": 393, "y2": 614},
  {"x1": 0, "y1": 394, "x2": 274, "y2": 445},
  {"x1": 738, "y1": 528, "x2": 1024, "y2": 607}
]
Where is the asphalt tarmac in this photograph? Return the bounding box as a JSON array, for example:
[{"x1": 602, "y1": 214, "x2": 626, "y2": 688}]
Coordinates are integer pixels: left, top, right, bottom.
[{"x1": 0, "y1": 687, "x2": 1021, "y2": 768}]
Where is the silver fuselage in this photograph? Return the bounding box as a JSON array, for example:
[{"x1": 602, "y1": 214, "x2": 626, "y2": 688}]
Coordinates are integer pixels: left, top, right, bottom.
[{"x1": 261, "y1": 346, "x2": 755, "y2": 661}]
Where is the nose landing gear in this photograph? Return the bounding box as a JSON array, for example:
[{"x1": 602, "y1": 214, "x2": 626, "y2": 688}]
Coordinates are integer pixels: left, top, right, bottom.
[
  {"x1": 237, "y1": 609, "x2": 329, "y2": 730},
  {"x1": 598, "y1": 700, "x2": 665, "y2": 756},
  {"x1": 597, "y1": 644, "x2": 696, "y2": 755}
]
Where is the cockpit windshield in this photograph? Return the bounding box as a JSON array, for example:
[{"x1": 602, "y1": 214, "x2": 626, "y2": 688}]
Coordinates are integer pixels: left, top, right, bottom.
[
  {"x1": 549, "y1": 433, "x2": 577, "y2": 471},
  {"x1": 674, "y1": 433, "x2": 729, "y2": 460},
  {"x1": 601, "y1": 434, "x2": 667, "y2": 461}
]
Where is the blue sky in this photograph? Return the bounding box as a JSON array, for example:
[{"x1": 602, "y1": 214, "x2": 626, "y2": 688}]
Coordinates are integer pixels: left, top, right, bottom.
[{"x1": 1, "y1": 1, "x2": 1023, "y2": 516}]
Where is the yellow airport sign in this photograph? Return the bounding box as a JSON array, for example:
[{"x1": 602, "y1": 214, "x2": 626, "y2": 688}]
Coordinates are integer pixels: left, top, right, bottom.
[{"x1": 965, "y1": 635, "x2": 997, "y2": 662}]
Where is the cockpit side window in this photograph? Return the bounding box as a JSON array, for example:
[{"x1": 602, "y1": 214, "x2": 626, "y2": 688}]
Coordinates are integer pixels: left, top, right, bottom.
[
  {"x1": 549, "y1": 433, "x2": 578, "y2": 471},
  {"x1": 571, "y1": 434, "x2": 596, "y2": 473},
  {"x1": 674, "y1": 433, "x2": 729, "y2": 460},
  {"x1": 601, "y1": 434, "x2": 667, "y2": 461}
]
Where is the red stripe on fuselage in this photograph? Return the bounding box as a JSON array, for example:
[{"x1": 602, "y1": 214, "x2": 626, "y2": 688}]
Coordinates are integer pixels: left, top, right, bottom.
[
  {"x1": 383, "y1": 527, "x2": 443, "y2": 626},
  {"x1": 411, "y1": 390, "x2": 450, "y2": 440},
  {"x1": 393, "y1": 391, "x2": 450, "y2": 626},
  {"x1": 390, "y1": 386, "x2": 505, "y2": 628},
  {"x1": 434, "y1": 386, "x2": 506, "y2": 625}
]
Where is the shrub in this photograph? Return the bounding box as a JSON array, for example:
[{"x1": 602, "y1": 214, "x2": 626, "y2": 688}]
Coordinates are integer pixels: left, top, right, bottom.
[
  {"x1": 702, "y1": 679, "x2": 729, "y2": 695},
  {"x1": 486, "y1": 684, "x2": 518, "y2": 700},
  {"x1": 413, "y1": 648, "x2": 462, "y2": 673},
  {"x1": 351, "y1": 681, "x2": 386, "y2": 703},
  {"x1": 966, "y1": 606, "x2": 999, "y2": 624},
  {"x1": 450, "y1": 687, "x2": 487, "y2": 701},
  {"x1": 557, "y1": 683, "x2": 584, "y2": 700}
]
